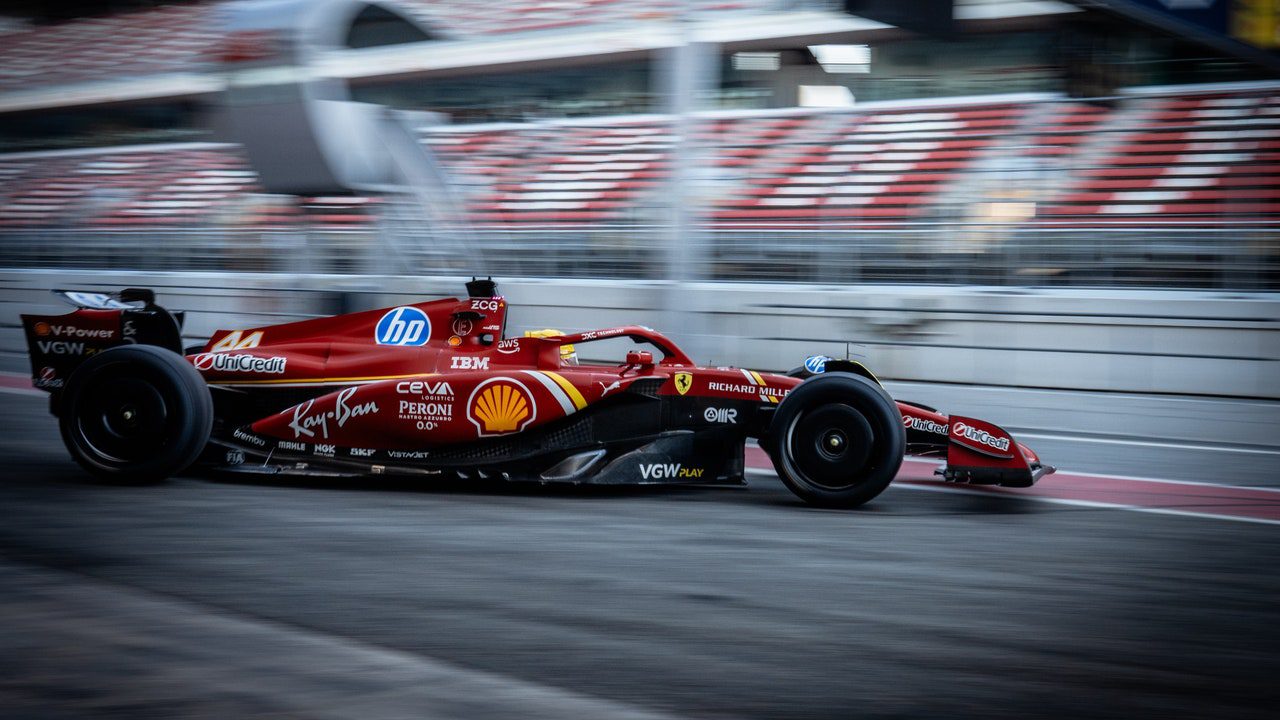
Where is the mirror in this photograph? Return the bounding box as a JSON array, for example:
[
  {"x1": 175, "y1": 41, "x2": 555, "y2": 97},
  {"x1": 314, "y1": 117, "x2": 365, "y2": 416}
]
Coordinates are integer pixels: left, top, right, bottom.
[{"x1": 625, "y1": 350, "x2": 654, "y2": 368}]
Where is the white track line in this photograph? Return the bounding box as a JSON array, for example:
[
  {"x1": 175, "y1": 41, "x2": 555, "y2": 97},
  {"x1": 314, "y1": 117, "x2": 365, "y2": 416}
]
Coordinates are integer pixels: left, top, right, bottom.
[
  {"x1": 885, "y1": 382, "x2": 1280, "y2": 408},
  {"x1": 744, "y1": 468, "x2": 1280, "y2": 526},
  {"x1": 1049, "y1": 468, "x2": 1280, "y2": 493},
  {"x1": 1014, "y1": 431, "x2": 1280, "y2": 457},
  {"x1": 889, "y1": 481, "x2": 1280, "y2": 527}
]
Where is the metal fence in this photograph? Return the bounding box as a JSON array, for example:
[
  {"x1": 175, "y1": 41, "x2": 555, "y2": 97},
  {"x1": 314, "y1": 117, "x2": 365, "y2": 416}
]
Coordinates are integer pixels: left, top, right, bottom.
[{"x1": 1, "y1": 223, "x2": 1277, "y2": 290}]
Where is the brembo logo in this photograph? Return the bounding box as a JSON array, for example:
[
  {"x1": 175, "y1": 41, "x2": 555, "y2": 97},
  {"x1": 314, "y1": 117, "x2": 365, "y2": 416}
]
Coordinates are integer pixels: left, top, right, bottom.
[
  {"x1": 233, "y1": 428, "x2": 267, "y2": 447},
  {"x1": 193, "y1": 353, "x2": 286, "y2": 374},
  {"x1": 375, "y1": 307, "x2": 431, "y2": 346},
  {"x1": 904, "y1": 416, "x2": 949, "y2": 435},
  {"x1": 952, "y1": 421, "x2": 1011, "y2": 453}
]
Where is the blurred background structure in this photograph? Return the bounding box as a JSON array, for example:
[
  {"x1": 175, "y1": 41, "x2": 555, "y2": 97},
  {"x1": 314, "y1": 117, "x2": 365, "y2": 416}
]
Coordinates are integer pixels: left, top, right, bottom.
[
  {"x1": 2, "y1": 6, "x2": 1280, "y2": 719},
  {"x1": 0, "y1": 0, "x2": 1277, "y2": 395},
  {"x1": 1, "y1": 0, "x2": 1277, "y2": 282}
]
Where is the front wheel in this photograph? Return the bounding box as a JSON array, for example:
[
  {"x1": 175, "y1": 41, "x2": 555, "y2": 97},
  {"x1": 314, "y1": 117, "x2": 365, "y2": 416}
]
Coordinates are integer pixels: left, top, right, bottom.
[
  {"x1": 765, "y1": 373, "x2": 904, "y2": 508},
  {"x1": 59, "y1": 345, "x2": 213, "y2": 482}
]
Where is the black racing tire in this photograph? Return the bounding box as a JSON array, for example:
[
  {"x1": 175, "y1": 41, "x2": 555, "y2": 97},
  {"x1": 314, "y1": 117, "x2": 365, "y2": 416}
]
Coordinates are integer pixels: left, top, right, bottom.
[
  {"x1": 765, "y1": 372, "x2": 904, "y2": 508},
  {"x1": 58, "y1": 344, "x2": 213, "y2": 483}
]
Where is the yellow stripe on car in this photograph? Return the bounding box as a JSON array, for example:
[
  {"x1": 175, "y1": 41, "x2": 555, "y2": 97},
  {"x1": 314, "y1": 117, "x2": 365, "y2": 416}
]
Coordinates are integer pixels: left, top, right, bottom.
[
  {"x1": 208, "y1": 372, "x2": 429, "y2": 387},
  {"x1": 543, "y1": 371, "x2": 588, "y2": 410}
]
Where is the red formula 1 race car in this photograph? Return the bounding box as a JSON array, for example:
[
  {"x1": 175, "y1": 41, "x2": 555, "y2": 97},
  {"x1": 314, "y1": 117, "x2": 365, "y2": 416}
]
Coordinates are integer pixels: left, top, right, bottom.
[{"x1": 21, "y1": 280, "x2": 1053, "y2": 508}]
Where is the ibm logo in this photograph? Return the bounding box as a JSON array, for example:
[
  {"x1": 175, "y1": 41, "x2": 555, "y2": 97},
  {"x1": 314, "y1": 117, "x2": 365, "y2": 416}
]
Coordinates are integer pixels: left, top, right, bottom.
[{"x1": 375, "y1": 307, "x2": 431, "y2": 346}]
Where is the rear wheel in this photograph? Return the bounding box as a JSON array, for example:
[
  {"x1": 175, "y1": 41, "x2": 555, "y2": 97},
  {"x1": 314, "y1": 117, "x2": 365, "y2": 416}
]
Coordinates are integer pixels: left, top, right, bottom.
[
  {"x1": 59, "y1": 345, "x2": 212, "y2": 482},
  {"x1": 766, "y1": 373, "x2": 904, "y2": 508}
]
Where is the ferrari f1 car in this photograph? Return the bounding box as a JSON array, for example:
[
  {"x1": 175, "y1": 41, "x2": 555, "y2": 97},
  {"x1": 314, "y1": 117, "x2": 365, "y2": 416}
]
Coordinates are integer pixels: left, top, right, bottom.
[{"x1": 21, "y1": 280, "x2": 1053, "y2": 508}]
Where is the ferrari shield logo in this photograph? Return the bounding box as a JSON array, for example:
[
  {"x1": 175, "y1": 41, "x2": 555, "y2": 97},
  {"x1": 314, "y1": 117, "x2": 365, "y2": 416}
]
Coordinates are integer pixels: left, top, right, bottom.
[{"x1": 674, "y1": 372, "x2": 692, "y2": 396}]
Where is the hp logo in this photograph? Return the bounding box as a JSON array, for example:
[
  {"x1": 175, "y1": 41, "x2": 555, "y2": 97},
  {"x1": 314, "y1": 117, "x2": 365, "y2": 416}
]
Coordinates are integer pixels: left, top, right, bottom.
[
  {"x1": 803, "y1": 355, "x2": 830, "y2": 374},
  {"x1": 375, "y1": 307, "x2": 431, "y2": 346}
]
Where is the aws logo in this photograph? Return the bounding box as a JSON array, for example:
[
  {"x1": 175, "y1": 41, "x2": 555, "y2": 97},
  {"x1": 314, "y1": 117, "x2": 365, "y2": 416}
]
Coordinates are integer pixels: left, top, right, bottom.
[{"x1": 467, "y1": 377, "x2": 536, "y2": 436}]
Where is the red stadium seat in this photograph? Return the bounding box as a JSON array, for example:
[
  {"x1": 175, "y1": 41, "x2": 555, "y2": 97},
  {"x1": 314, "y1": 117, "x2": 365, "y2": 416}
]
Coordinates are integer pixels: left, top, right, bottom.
[
  {"x1": 1039, "y1": 91, "x2": 1280, "y2": 224},
  {"x1": 1, "y1": 88, "x2": 1276, "y2": 231},
  {"x1": 0, "y1": 1, "x2": 780, "y2": 92}
]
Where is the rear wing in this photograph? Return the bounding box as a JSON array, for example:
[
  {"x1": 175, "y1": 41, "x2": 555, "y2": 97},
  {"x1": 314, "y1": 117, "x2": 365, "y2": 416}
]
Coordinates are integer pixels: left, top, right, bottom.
[
  {"x1": 21, "y1": 288, "x2": 184, "y2": 392},
  {"x1": 50, "y1": 288, "x2": 151, "y2": 310}
]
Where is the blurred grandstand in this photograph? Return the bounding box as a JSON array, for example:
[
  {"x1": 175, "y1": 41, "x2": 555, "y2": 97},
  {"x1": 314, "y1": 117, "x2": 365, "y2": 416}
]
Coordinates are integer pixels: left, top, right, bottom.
[{"x1": 0, "y1": 0, "x2": 1277, "y2": 288}]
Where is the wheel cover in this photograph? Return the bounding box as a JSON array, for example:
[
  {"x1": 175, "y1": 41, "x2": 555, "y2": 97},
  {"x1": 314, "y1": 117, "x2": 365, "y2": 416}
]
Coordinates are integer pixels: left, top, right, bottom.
[
  {"x1": 785, "y1": 404, "x2": 875, "y2": 490},
  {"x1": 73, "y1": 367, "x2": 175, "y2": 466}
]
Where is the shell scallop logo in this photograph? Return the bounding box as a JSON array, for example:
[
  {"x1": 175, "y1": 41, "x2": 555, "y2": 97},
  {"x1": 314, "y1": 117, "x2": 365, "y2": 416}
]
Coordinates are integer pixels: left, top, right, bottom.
[{"x1": 467, "y1": 378, "x2": 536, "y2": 436}]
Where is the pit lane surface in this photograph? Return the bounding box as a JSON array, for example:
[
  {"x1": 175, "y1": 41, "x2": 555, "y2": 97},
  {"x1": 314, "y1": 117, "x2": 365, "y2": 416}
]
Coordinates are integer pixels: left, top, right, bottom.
[{"x1": 1, "y1": 391, "x2": 1277, "y2": 719}]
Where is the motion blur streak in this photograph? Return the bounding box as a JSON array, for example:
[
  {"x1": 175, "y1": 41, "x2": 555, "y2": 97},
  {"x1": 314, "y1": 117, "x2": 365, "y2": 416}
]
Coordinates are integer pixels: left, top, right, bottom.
[
  {"x1": 2, "y1": 0, "x2": 1279, "y2": 717},
  {"x1": 0, "y1": 562, "x2": 678, "y2": 720},
  {"x1": 1, "y1": 390, "x2": 1278, "y2": 719},
  {"x1": 747, "y1": 456, "x2": 1280, "y2": 526}
]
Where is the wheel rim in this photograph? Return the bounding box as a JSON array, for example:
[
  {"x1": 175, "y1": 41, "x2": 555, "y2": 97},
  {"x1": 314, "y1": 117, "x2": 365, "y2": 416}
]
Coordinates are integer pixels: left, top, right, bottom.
[
  {"x1": 74, "y1": 367, "x2": 174, "y2": 466},
  {"x1": 785, "y1": 403, "x2": 875, "y2": 490}
]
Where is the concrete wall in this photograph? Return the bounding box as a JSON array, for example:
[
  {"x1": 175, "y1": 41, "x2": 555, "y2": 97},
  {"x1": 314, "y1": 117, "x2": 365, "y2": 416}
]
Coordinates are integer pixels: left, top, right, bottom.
[{"x1": 2, "y1": 270, "x2": 1277, "y2": 398}]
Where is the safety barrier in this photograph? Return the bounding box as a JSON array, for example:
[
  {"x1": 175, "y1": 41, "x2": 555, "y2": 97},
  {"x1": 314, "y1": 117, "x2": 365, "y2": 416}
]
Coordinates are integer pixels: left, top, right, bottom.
[
  {"x1": 2, "y1": 269, "x2": 1276, "y2": 398},
  {"x1": 1, "y1": 225, "x2": 1277, "y2": 290}
]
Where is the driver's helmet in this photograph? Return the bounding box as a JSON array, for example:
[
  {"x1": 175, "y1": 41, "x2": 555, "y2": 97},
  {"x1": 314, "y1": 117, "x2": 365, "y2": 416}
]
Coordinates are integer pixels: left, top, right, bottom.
[{"x1": 524, "y1": 329, "x2": 577, "y2": 365}]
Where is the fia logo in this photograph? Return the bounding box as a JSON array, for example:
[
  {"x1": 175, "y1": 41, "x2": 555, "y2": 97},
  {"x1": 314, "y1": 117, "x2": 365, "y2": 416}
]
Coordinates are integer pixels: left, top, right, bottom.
[
  {"x1": 375, "y1": 307, "x2": 431, "y2": 346},
  {"x1": 451, "y1": 356, "x2": 490, "y2": 370},
  {"x1": 673, "y1": 372, "x2": 692, "y2": 396}
]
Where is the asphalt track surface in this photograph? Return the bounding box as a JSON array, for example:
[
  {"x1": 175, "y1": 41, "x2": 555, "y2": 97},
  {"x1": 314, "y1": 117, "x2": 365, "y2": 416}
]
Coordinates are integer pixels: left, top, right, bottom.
[{"x1": 1, "y1": 389, "x2": 1278, "y2": 719}]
